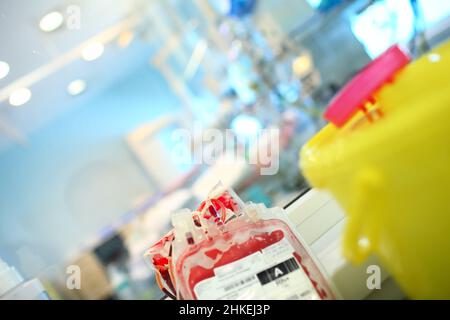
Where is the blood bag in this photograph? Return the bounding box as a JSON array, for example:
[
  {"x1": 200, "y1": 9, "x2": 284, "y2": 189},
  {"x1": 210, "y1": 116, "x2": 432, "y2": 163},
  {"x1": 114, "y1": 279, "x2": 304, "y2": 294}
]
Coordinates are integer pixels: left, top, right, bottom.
[{"x1": 145, "y1": 182, "x2": 335, "y2": 300}]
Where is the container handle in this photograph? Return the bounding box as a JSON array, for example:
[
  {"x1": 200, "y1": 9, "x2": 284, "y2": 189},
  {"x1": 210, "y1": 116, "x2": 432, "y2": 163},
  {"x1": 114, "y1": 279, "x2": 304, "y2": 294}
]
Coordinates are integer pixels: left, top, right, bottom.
[{"x1": 343, "y1": 167, "x2": 384, "y2": 263}]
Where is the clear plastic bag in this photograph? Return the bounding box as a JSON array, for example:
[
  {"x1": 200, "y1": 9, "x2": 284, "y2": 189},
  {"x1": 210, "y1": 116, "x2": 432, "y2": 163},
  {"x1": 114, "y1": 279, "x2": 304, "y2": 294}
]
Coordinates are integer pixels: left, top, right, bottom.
[
  {"x1": 145, "y1": 182, "x2": 335, "y2": 300},
  {"x1": 144, "y1": 182, "x2": 244, "y2": 298}
]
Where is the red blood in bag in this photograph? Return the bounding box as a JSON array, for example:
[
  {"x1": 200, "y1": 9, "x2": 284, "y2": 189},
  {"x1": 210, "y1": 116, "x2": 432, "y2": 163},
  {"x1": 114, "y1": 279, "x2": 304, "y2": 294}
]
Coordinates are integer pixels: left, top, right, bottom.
[
  {"x1": 186, "y1": 230, "x2": 284, "y2": 297},
  {"x1": 176, "y1": 219, "x2": 333, "y2": 300}
]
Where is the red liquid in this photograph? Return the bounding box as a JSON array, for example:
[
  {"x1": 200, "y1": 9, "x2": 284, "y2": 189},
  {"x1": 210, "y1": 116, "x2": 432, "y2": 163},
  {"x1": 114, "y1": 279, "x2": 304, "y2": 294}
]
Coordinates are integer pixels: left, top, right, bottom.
[
  {"x1": 176, "y1": 220, "x2": 331, "y2": 300},
  {"x1": 188, "y1": 230, "x2": 284, "y2": 295}
]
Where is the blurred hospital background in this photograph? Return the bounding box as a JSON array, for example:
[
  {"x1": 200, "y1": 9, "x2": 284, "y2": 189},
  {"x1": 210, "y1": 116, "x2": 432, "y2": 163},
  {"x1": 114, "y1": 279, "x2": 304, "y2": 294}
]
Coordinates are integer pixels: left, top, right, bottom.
[{"x1": 0, "y1": 0, "x2": 449, "y2": 299}]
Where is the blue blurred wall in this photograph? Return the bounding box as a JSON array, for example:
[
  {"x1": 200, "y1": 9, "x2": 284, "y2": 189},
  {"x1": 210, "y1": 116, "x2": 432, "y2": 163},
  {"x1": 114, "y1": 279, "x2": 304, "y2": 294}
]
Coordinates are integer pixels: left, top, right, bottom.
[{"x1": 0, "y1": 65, "x2": 180, "y2": 277}]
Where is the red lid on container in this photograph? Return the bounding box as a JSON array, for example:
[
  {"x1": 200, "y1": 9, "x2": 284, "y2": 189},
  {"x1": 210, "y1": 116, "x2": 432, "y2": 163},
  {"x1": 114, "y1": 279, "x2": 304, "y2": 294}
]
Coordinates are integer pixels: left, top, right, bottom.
[{"x1": 324, "y1": 45, "x2": 411, "y2": 127}]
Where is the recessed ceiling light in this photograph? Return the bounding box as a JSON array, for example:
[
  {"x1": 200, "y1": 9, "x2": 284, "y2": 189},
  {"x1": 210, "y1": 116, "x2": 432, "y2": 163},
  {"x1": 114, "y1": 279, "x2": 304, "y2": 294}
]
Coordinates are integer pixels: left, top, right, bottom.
[
  {"x1": 67, "y1": 79, "x2": 87, "y2": 96},
  {"x1": 292, "y1": 54, "x2": 313, "y2": 77},
  {"x1": 81, "y1": 42, "x2": 104, "y2": 61},
  {"x1": 9, "y1": 88, "x2": 32, "y2": 107},
  {"x1": 0, "y1": 61, "x2": 9, "y2": 79},
  {"x1": 39, "y1": 11, "x2": 64, "y2": 32},
  {"x1": 117, "y1": 31, "x2": 134, "y2": 48}
]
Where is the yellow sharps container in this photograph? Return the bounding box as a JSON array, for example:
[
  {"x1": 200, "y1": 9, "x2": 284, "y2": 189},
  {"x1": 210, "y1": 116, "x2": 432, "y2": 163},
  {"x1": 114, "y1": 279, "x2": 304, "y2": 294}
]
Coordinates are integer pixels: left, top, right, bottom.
[{"x1": 300, "y1": 42, "x2": 450, "y2": 299}]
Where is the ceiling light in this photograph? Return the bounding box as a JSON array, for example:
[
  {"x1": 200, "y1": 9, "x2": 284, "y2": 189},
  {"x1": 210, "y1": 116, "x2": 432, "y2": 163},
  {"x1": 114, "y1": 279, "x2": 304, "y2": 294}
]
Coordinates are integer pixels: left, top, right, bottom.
[
  {"x1": 117, "y1": 31, "x2": 134, "y2": 48},
  {"x1": 39, "y1": 11, "x2": 64, "y2": 32},
  {"x1": 67, "y1": 79, "x2": 86, "y2": 96},
  {"x1": 0, "y1": 61, "x2": 9, "y2": 79},
  {"x1": 292, "y1": 54, "x2": 313, "y2": 77},
  {"x1": 81, "y1": 42, "x2": 104, "y2": 61},
  {"x1": 9, "y1": 88, "x2": 32, "y2": 107}
]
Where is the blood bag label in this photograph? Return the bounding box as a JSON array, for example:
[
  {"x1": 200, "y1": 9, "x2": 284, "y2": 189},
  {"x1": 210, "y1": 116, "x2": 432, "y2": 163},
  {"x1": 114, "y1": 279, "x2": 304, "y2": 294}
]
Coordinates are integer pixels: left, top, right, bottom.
[
  {"x1": 256, "y1": 257, "x2": 299, "y2": 285},
  {"x1": 194, "y1": 238, "x2": 320, "y2": 300}
]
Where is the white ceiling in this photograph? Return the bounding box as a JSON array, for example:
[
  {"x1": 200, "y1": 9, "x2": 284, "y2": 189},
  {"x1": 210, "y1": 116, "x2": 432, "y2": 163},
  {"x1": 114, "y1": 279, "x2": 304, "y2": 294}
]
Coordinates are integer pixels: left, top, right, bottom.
[{"x1": 0, "y1": 0, "x2": 154, "y2": 150}]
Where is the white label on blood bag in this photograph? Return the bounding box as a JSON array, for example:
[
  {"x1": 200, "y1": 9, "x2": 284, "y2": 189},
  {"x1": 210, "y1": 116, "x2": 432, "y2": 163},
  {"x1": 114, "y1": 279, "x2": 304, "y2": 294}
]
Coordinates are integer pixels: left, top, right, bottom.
[{"x1": 193, "y1": 238, "x2": 320, "y2": 300}]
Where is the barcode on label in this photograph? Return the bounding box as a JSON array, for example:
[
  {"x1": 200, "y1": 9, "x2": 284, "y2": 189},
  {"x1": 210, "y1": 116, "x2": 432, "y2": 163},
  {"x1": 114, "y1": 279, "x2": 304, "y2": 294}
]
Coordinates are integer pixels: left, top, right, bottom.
[
  {"x1": 256, "y1": 257, "x2": 300, "y2": 285},
  {"x1": 223, "y1": 276, "x2": 256, "y2": 291}
]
